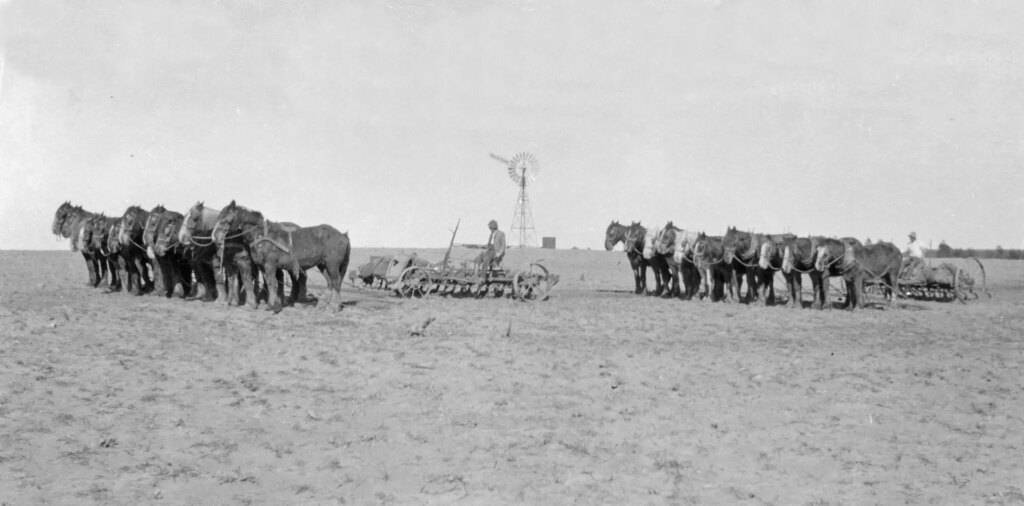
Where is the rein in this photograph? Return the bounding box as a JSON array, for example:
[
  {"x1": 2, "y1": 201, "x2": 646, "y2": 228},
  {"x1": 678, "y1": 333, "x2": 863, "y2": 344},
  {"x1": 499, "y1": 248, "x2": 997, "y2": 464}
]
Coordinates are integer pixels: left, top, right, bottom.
[{"x1": 729, "y1": 252, "x2": 758, "y2": 268}]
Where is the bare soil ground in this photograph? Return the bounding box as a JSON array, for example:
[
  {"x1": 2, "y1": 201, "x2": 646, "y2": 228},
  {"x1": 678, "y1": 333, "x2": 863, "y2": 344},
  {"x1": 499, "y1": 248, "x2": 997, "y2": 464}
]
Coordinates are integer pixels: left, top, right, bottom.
[{"x1": 2, "y1": 249, "x2": 1023, "y2": 505}]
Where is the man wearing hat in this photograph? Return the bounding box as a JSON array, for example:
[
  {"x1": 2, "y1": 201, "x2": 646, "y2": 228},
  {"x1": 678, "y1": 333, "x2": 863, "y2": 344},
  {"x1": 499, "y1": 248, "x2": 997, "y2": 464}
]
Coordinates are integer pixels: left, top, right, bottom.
[
  {"x1": 902, "y1": 231, "x2": 925, "y2": 280},
  {"x1": 474, "y1": 219, "x2": 506, "y2": 276}
]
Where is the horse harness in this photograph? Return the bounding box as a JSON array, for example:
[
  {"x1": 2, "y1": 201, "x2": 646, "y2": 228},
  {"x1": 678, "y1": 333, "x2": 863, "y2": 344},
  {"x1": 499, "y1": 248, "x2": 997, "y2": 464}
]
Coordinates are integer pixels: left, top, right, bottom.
[{"x1": 252, "y1": 219, "x2": 294, "y2": 254}]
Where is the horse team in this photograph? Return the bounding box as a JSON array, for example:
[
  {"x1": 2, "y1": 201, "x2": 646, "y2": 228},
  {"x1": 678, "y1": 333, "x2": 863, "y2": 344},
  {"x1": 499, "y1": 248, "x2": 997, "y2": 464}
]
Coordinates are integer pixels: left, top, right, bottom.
[
  {"x1": 51, "y1": 201, "x2": 351, "y2": 313},
  {"x1": 50, "y1": 200, "x2": 901, "y2": 311},
  {"x1": 605, "y1": 221, "x2": 903, "y2": 310}
]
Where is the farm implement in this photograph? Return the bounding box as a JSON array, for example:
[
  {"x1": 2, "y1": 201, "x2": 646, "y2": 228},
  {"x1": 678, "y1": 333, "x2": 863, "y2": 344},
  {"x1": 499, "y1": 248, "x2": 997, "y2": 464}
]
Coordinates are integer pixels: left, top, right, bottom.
[
  {"x1": 350, "y1": 221, "x2": 558, "y2": 301},
  {"x1": 866, "y1": 257, "x2": 990, "y2": 303}
]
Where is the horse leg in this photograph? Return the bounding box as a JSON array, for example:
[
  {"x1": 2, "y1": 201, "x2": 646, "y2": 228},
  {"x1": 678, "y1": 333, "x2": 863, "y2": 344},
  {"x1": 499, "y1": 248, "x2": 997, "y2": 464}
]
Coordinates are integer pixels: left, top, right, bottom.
[
  {"x1": 139, "y1": 256, "x2": 153, "y2": 292},
  {"x1": 223, "y1": 260, "x2": 238, "y2": 306},
  {"x1": 199, "y1": 262, "x2": 216, "y2": 302},
  {"x1": 747, "y1": 269, "x2": 759, "y2": 304},
  {"x1": 265, "y1": 261, "x2": 283, "y2": 313},
  {"x1": 784, "y1": 273, "x2": 796, "y2": 308},
  {"x1": 683, "y1": 263, "x2": 698, "y2": 300},
  {"x1": 96, "y1": 255, "x2": 108, "y2": 287},
  {"x1": 132, "y1": 255, "x2": 147, "y2": 295},
  {"x1": 82, "y1": 253, "x2": 97, "y2": 286},
  {"x1": 150, "y1": 257, "x2": 165, "y2": 296},
  {"x1": 320, "y1": 263, "x2": 337, "y2": 311}
]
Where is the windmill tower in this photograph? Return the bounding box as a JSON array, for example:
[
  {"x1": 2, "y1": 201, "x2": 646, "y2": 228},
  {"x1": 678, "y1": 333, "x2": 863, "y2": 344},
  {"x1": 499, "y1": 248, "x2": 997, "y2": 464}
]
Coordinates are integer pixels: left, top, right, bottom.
[{"x1": 490, "y1": 152, "x2": 540, "y2": 248}]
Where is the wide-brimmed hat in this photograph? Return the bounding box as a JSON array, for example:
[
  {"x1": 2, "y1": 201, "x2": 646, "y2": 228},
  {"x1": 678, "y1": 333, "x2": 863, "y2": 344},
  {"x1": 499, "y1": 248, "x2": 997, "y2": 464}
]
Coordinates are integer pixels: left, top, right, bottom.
[
  {"x1": 488, "y1": 220, "x2": 498, "y2": 229},
  {"x1": 908, "y1": 231, "x2": 917, "y2": 239}
]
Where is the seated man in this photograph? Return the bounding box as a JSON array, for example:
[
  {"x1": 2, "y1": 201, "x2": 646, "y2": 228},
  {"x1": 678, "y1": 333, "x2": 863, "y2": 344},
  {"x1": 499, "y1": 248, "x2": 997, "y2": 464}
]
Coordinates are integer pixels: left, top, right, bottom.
[
  {"x1": 474, "y1": 219, "x2": 506, "y2": 276},
  {"x1": 901, "y1": 231, "x2": 926, "y2": 281}
]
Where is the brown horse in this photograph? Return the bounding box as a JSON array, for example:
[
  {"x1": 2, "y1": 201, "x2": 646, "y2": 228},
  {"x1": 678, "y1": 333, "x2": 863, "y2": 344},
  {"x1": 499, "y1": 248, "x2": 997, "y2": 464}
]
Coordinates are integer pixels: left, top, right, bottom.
[
  {"x1": 153, "y1": 212, "x2": 195, "y2": 299},
  {"x1": 213, "y1": 201, "x2": 351, "y2": 313},
  {"x1": 182, "y1": 201, "x2": 309, "y2": 308},
  {"x1": 753, "y1": 233, "x2": 795, "y2": 306},
  {"x1": 839, "y1": 239, "x2": 902, "y2": 310},
  {"x1": 812, "y1": 237, "x2": 863, "y2": 309},
  {"x1": 52, "y1": 202, "x2": 108, "y2": 287},
  {"x1": 645, "y1": 222, "x2": 700, "y2": 299},
  {"x1": 140, "y1": 204, "x2": 167, "y2": 295},
  {"x1": 116, "y1": 206, "x2": 155, "y2": 295},
  {"x1": 88, "y1": 215, "x2": 124, "y2": 293},
  {"x1": 722, "y1": 227, "x2": 761, "y2": 304},
  {"x1": 775, "y1": 236, "x2": 818, "y2": 309},
  {"x1": 605, "y1": 221, "x2": 657, "y2": 295},
  {"x1": 692, "y1": 233, "x2": 735, "y2": 302}
]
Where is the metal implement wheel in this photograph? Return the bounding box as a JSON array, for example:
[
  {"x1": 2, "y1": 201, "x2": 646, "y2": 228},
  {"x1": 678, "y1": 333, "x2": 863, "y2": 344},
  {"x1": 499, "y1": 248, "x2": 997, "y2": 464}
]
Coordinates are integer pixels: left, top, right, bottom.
[
  {"x1": 956, "y1": 257, "x2": 990, "y2": 302},
  {"x1": 513, "y1": 263, "x2": 552, "y2": 301},
  {"x1": 397, "y1": 266, "x2": 432, "y2": 298}
]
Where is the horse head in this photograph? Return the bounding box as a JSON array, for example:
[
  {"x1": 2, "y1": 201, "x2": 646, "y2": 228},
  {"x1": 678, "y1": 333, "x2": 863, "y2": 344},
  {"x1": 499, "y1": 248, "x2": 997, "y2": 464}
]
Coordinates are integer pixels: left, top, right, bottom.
[
  {"x1": 212, "y1": 200, "x2": 239, "y2": 246},
  {"x1": 143, "y1": 205, "x2": 167, "y2": 247},
  {"x1": 52, "y1": 201, "x2": 74, "y2": 237},
  {"x1": 61, "y1": 206, "x2": 84, "y2": 238},
  {"x1": 655, "y1": 224, "x2": 676, "y2": 256},
  {"x1": 119, "y1": 206, "x2": 139, "y2": 246},
  {"x1": 604, "y1": 220, "x2": 624, "y2": 251},
  {"x1": 693, "y1": 232, "x2": 708, "y2": 261},
  {"x1": 814, "y1": 241, "x2": 831, "y2": 272},
  {"x1": 781, "y1": 243, "x2": 794, "y2": 273},
  {"x1": 156, "y1": 213, "x2": 183, "y2": 256},
  {"x1": 106, "y1": 219, "x2": 123, "y2": 255},
  {"x1": 213, "y1": 200, "x2": 262, "y2": 249},
  {"x1": 179, "y1": 201, "x2": 205, "y2": 246},
  {"x1": 722, "y1": 226, "x2": 740, "y2": 263},
  {"x1": 841, "y1": 238, "x2": 859, "y2": 271},
  {"x1": 758, "y1": 236, "x2": 777, "y2": 270}
]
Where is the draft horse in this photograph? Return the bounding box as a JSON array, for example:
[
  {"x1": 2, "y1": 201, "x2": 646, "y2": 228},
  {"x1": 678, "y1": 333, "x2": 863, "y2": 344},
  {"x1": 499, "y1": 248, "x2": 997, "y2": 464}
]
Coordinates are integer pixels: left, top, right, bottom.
[
  {"x1": 152, "y1": 211, "x2": 196, "y2": 299},
  {"x1": 650, "y1": 222, "x2": 701, "y2": 300},
  {"x1": 52, "y1": 202, "x2": 108, "y2": 287},
  {"x1": 117, "y1": 205, "x2": 155, "y2": 295},
  {"x1": 213, "y1": 200, "x2": 351, "y2": 313},
  {"x1": 838, "y1": 239, "x2": 902, "y2": 310},
  {"x1": 605, "y1": 220, "x2": 660, "y2": 295}
]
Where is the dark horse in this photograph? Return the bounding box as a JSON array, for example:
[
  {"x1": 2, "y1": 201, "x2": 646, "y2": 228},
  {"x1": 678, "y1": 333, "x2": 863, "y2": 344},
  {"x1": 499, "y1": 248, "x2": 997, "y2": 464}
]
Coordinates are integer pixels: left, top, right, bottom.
[
  {"x1": 838, "y1": 239, "x2": 902, "y2": 310},
  {"x1": 644, "y1": 222, "x2": 701, "y2": 299},
  {"x1": 52, "y1": 202, "x2": 108, "y2": 287},
  {"x1": 140, "y1": 204, "x2": 168, "y2": 296},
  {"x1": 692, "y1": 233, "x2": 735, "y2": 302},
  {"x1": 152, "y1": 211, "x2": 196, "y2": 299},
  {"x1": 773, "y1": 235, "x2": 819, "y2": 309},
  {"x1": 723, "y1": 228, "x2": 795, "y2": 305},
  {"x1": 89, "y1": 215, "x2": 124, "y2": 293},
  {"x1": 178, "y1": 201, "x2": 232, "y2": 302},
  {"x1": 722, "y1": 227, "x2": 761, "y2": 304},
  {"x1": 213, "y1": 200, "x2": 351, "y2": 313},
  {"x1": 812, "y1": 236, "x2": 863, "y2": 309},
  {"x1": 604, "y1": 221, "x2": 660, "y2": 295},
  {"x1": 182, "y1": 201, "x2": 308, "y2": 308},
  {"x1": 117, "y1": 206, "x2": 155, "y2": 295}
]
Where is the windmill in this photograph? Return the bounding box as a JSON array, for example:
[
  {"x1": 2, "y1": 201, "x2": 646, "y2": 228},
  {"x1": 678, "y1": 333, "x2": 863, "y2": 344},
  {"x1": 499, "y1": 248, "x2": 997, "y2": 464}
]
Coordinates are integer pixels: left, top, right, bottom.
[{"x1": 489, "y1": 152, "x2": 540, "y2": 248}]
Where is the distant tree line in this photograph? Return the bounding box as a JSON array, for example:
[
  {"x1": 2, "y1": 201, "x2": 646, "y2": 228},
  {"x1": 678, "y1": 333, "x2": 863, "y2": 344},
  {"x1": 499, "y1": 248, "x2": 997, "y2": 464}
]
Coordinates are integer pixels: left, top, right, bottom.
[{"x1": 932, "y1": 241, "x2": 1024, "y2": 260}]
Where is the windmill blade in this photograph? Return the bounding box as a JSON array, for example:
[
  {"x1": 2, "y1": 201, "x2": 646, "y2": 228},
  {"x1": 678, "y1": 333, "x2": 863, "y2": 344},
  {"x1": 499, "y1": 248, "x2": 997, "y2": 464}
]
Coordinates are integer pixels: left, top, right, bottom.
[
  {"x1": 490, "y1": 153, "x2": 511, "y2": 166},
  {"x1": 509, "y1": 152, "x2": 540, "y2": 184},
  {"x1": 508, "y1": 166, "x2": 522, "y2": 184}
]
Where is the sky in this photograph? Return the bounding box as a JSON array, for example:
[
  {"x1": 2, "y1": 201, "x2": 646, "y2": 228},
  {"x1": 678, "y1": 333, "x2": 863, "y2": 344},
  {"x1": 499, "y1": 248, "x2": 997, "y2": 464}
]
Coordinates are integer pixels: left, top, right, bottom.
[{"x1": 2, "y1": 0, "x2": 1022, "y2": 251}]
